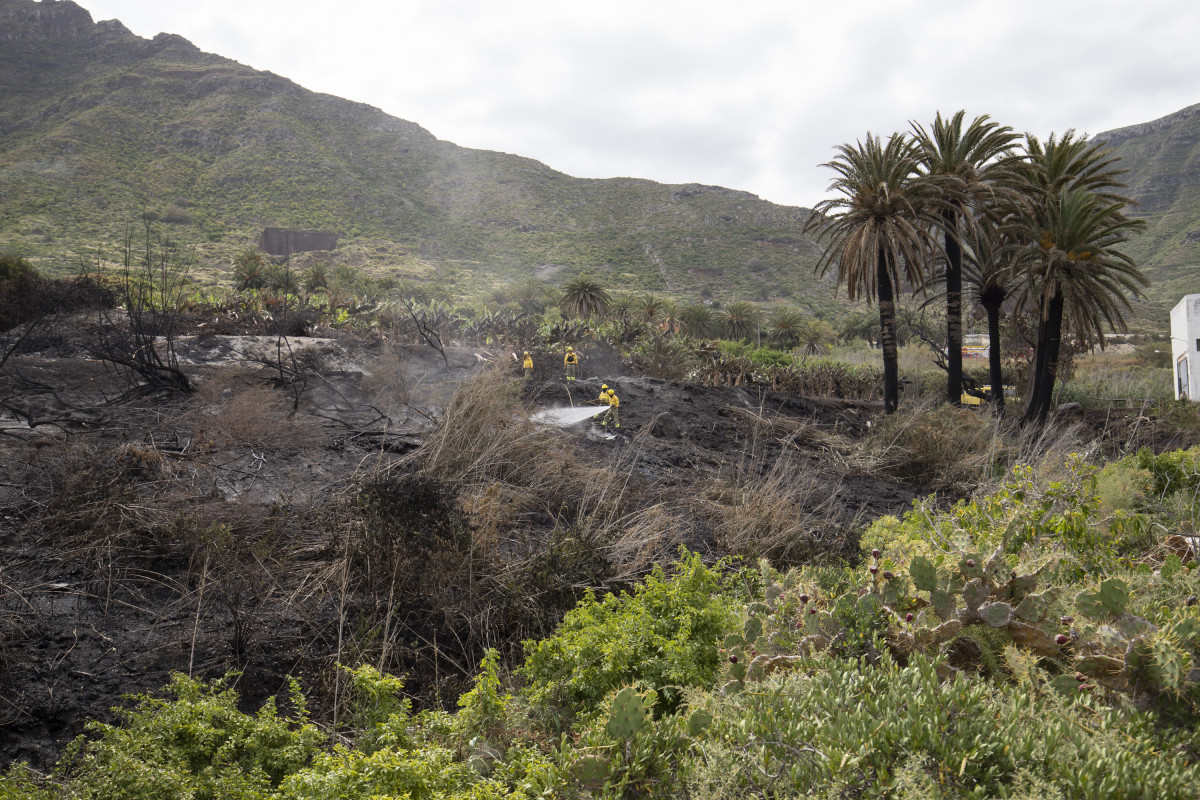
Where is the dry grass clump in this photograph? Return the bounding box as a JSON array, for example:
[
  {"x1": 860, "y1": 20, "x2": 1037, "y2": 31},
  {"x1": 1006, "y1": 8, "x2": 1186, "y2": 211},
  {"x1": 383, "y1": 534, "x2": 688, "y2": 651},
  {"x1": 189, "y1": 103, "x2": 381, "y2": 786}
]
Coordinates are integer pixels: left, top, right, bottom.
[
  {"x1": 850, "y1": 404, "x2": 1007, "y2": 492},
  {"x1": 721, "y1": 405, "x2": 855, "y2": 456},
  {"x1": 320, "y1": 368, "x2": 683, "y2": 702},
  {"x1": 414, "y1": 366, "x2": 570, "y2": 489},
  {"x1": 703, "y1": 451, "x2": 859, "y2": 565}
]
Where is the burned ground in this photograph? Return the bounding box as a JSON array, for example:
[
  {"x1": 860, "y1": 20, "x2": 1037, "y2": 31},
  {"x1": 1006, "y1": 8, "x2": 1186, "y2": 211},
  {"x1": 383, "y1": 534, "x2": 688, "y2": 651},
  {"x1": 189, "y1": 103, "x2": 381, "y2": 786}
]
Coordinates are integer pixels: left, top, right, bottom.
[{"x1": 0, "y1": 318, "x2": 1189, "y2": 770}]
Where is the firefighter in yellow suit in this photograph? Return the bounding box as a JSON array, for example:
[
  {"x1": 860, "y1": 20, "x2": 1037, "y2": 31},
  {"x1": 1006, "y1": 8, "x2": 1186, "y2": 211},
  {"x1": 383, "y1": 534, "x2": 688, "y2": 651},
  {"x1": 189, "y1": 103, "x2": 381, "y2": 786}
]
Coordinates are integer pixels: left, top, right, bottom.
[
  {"x1": 522, "y1": 351, "x2": 533, "y2": 379},
  {"x1": 602, "y1": 387, "x2": 620, "y2": 428},
  {"x1": 563, "y1": 346, "x2": 578, "y2": 381}
]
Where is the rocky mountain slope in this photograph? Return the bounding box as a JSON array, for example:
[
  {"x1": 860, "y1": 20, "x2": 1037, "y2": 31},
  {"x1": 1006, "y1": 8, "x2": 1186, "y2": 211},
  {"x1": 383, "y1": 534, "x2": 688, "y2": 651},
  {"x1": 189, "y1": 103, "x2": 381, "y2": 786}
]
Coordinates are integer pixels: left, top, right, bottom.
[
  {"x1": 1095, "y1": 104, "x2": 1200, "y2": 304},
  {"x1": 0, "y1": 0, "x2": 826, "y2": 306},
  {"x1": 2, "y1": 0, "x2": 1197, "y2": 315}
]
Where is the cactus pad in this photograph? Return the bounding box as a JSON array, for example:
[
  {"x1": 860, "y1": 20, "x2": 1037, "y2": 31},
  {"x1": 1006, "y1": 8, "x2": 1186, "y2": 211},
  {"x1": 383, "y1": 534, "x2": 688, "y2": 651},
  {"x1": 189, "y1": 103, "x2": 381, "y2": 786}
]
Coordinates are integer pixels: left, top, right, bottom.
[
  {"x1": 743, "y1": 616, "x2": 763, "y2": 644},
  {"x1": 979, "y1": 601, "x2": 1014, "y2": 628},
  {"x1": 931, "y1": 619, "x2": 962, "y2": 644},
  {"x1": 984, "y1": 547, "x2": 1010, "y2": 586},
  {"x1": 1098, "y1": 578, "x2": 1130, "y2": 617},
  {"x1": 858, "y1": 592, "x2": 883, "y2": 614},
  {"x1": 960, "y1": 554, "x2": 985, "y2": 581},
  {"x1": 573, "y1": 755, "x2": 609, "y2": 786},
  {"x1": 931, "y1": 589, "x2": 955, "y2": 621},
  {"x1": 910, "y1": 555, "x2": 937, "y2": 592},
  {"x1": 1004, "y1": 574, "x2": 1038, "y2": 602},
  {"x1": 606, "y1": 688, "x2": 647, "y2": 740},
  {"x1": 1097, "y1": 625, "x2": 1127, "y2": 652},
  {"x1": 1014, "y1": 592, "x2": 1049, "y2": 623},
  {"x1": 963, "y1": 579, "x2": 989, "y2": 612},
  {"x1": 1150, "y1": 638, "x2": 1190, "y2": 694},
  {"x1": 687, "y1": 709, "x2": 713, "y2": 736}
]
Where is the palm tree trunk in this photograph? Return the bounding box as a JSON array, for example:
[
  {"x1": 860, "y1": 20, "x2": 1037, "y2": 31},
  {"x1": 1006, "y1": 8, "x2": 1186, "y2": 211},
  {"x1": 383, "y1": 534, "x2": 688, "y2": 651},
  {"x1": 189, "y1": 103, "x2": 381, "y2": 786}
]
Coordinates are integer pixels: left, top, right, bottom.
[
  {"x1": 1022, "y1": 290, "x2": 1064, "y2": 427},
  {"x1": 944, "y1": 210, "x2": 963, "y2": 406},
  {"x1": 877, "y1": 245, "x2": 900, "y2": 414},
  {"x1": 983, "y1": 294, "x2": 1005, "y2": 417}
]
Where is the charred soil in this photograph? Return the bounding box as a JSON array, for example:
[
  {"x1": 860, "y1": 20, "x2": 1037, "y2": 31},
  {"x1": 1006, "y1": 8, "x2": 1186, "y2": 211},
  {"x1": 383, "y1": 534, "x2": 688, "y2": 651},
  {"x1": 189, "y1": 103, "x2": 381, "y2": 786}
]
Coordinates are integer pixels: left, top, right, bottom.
[{"x1": 1, "y1": 317, "x2": 1191, "y2": 770}]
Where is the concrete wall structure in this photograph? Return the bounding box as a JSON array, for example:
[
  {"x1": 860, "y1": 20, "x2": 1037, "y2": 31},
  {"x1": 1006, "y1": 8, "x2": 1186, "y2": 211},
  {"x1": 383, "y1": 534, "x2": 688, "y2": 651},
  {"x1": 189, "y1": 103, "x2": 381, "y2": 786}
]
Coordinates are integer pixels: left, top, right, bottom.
[
  {"x1": 258, "y1": 228, "x2": 337, "y2": 256},
  {"x1": 1170, "y1": 294, "x2": 1200, "y2": 401}
]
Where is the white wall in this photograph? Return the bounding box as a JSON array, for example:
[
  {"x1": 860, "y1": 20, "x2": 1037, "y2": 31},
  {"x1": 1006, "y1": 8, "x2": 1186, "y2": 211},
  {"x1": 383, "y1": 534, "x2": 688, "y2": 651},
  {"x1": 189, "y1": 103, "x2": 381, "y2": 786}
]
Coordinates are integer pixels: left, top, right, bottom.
[{"x1": 1171, "y1": 294, "x2": 1200, "y2": 402}]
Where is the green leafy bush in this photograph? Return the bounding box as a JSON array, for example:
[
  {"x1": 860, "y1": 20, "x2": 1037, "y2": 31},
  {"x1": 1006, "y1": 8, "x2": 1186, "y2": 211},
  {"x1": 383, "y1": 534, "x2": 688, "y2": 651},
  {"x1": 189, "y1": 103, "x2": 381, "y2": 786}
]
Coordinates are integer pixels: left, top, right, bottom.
[
  {"x1": 519, "y1": 551, "x2": 739, "y2": 720},
  {"x1": 1132, "y1": 445, "x2": 1200, "y2": 500},
  {"x1": 685, "y1": 653, "x2": 1200, "y2": 799},
  {"x1": 54, "y1": 673, "x2": 323, "y2": 800}
]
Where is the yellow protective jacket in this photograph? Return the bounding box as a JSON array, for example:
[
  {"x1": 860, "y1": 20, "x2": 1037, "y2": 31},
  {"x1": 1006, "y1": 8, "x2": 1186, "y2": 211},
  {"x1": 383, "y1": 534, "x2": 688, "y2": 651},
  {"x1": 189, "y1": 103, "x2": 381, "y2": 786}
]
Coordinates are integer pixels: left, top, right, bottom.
[
  {"x1": 564, "y1": 352, "x2": 578, "y2": 365},
  {"x1": 522, "y1": 355, "x2": 533, "y2": 369},
  {"x1": 607, "y1": 392, "x2": 620, "y2": 408},
  {"x1": 598, "y1": 391, "x2": 611, "y2": 405}
]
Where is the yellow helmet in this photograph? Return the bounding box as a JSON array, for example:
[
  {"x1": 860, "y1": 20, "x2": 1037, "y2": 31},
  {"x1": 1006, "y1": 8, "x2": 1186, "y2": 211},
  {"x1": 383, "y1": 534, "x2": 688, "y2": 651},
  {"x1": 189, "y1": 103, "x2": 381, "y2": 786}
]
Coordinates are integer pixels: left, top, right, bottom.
[
  {"x1": 567, "y1": 346, "x2": 574, "y2": 351},
  {"x1": 607, "y1": 388, "x2": 615, "y2": 394},
  {"x1": 601, "y1": 384, "x2": 608, "y2": 390},
  {"x1": 524, "y1": 350, "x2": 529, "y2": 355}
]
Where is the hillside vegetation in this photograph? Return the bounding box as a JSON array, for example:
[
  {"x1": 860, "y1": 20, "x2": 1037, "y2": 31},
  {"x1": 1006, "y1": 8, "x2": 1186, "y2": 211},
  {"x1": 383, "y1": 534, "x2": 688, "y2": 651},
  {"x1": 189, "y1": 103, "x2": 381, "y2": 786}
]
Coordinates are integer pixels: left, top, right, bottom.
[
  {"x1": 0, "y1": 0, "x2": 828, "y2": 307},
  {"x1": 1095, "y1": 103, "x2": 1200, "y2": 305}
]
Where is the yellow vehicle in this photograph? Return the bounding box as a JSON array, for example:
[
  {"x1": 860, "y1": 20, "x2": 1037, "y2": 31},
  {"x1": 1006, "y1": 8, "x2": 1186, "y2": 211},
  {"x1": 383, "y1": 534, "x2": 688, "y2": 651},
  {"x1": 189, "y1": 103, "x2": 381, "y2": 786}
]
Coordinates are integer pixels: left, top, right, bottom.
[{"x1": 961, "y1": 385, "x2": 1018, "y2": 406}]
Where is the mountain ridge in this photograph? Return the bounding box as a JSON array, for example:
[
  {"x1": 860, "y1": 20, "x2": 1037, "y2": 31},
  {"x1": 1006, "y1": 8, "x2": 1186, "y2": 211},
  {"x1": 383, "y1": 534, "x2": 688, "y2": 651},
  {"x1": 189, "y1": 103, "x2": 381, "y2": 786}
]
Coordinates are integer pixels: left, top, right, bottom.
[
  {"x1": 0, "y1": 0, "x2": 827, "y2": 308},
  {"x1": 2, "y1": 0, "x2": 1197, "y2": 316}
]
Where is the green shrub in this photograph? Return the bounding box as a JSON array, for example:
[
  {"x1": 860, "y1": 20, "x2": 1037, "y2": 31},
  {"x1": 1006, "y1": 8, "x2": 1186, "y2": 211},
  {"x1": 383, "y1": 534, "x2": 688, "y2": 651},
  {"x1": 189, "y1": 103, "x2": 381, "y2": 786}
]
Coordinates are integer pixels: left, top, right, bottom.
[
  {"x1": 518, "y1": 551, "x2": 739, "y2": 720},
  {"x1": 1132, "y1": 445, "x2": 1200, "y2": 500},
  {"x1": 683, "y1": 653, "x2": 1200, "y2": 799},
  {"x1": 55, "y1": 673, "x2": 323, "y2": 800}
]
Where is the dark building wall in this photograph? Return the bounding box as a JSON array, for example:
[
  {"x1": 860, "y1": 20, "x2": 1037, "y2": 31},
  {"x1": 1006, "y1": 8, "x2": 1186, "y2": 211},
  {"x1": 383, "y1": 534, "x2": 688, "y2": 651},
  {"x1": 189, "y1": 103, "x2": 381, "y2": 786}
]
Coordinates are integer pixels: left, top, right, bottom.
[{"x1": 258, "y1": 228, "x2": 338, "y2": 255}]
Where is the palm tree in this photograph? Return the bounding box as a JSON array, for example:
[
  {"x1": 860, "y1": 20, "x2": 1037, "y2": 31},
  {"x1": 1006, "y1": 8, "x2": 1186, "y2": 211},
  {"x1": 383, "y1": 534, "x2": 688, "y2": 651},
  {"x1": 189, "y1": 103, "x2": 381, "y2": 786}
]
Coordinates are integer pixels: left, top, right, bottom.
[
  {"x1": 912, "y1": 111, "x2": 1020, "y2": 406},
  {"x1": 513, "y1": 279, "x2": 548, "y2": 314},
  {"x1": 1019, "y1": 130, "x2": 1129, "y2": 204},
  {"x1": 838, "y1": 311, "x2": 880, "y2": 346},
  {"x1": 805, "y1": 132, "x2": 941, "y2": 412},
  {"x1": 679, "y1": 303, "x2": 720, "y2": 339},
  {"x1": 660, "y1": 300, "x2": 682, "y2": 335},
  {"x1": 961, "y1": 222, "x2": 1018, "y2": 415},
  {"x1": 768, "y1": 306, "x2": 804, "y2": 348},
  {"x1": 722, "y1": 301, "x2": 763, "y2": 342},
  {"x1": 607, "y1": 292, "x2": 636, "y2": 323},
  {"x1": 560, "y1": 276, "x2": 611, "y2": 320},
  {"x1": 232, "y1": 248, "x2": 267, "y2": 291},
  {"x1": 636, "y1": 294, "x2": 667, "y2": 324},
  {"x1": 1013, "y1": 188, "x2": 1145, "y2": 426},
  {"x1": 264, "y1": 263, "x2": 300, "y2": 295},
  {"x1": 304, "y1": 262, "x2": 329, "y2": 295},
  {"x1": 796, "y1": 318, "x2": 835, "y2": 355}
]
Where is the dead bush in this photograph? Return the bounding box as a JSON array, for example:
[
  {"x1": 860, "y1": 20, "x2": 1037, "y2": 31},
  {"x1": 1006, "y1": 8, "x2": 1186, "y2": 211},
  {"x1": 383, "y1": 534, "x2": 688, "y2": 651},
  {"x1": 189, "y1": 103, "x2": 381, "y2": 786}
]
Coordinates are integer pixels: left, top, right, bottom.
[
  {"x1": 186, "y1": 380, "x2": 322, "y2": 453},
  {"x1": 359, "y1": 342, "x2": 411, "y2": 411}
]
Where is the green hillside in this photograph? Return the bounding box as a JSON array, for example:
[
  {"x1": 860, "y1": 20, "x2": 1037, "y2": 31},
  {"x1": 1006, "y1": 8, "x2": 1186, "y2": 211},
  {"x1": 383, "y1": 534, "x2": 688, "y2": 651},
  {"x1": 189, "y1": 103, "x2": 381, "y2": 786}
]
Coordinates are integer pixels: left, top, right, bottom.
[
  {"x1": 1095, "y1": 104, "x2": 1200, "y2": 306},
  {"x1": 0, "y1": 0, "x2": 831, "y2": 308}
]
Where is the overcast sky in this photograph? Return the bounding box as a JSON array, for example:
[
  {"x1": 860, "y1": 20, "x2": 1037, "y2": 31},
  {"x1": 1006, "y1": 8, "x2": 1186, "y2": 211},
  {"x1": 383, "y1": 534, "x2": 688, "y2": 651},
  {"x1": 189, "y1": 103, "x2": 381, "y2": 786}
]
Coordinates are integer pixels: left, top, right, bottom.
[{"x1": 74, "y1": 0, "x2": 1200, "y2": 209}]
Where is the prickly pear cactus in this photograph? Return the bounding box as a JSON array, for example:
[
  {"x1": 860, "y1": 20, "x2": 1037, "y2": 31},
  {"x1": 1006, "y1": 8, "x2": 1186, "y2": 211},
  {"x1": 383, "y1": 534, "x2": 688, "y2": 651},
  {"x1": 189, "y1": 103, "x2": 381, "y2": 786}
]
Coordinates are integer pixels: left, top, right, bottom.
[
  {"x1": 605, "y1": 688, "x2": 647, "y2": 740},
  {"x1": 743, "y1": 615, "x2": 763, "y2": 645},
  {"x1": 979, "y1": 601, "x2": 1014, "y2": 628},
  {"x1": 962, "y1": 579, "x2": 989, "y2": 613},
  {"x1": 686, "y1": 708, "x2": 712, "y2": 736},
  {"x1": 573, "y1": 754, "x2": 609, "y2": 787},
  {"x1": 984, "y1": 546, "x2": 1010, "y2": 586},
  {"x1": 1077, "y1": 578, "x2": 1129, "y2": 619},
  {"x1": 910, "y1": 556, "x2": 938, "y2": 592},
  {"x1": 931, "y1": 589, "x2": 955, "y2": 621},
  {"x1": 1014, "y1": 592, "x2": 1050, "y2": 623}
]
